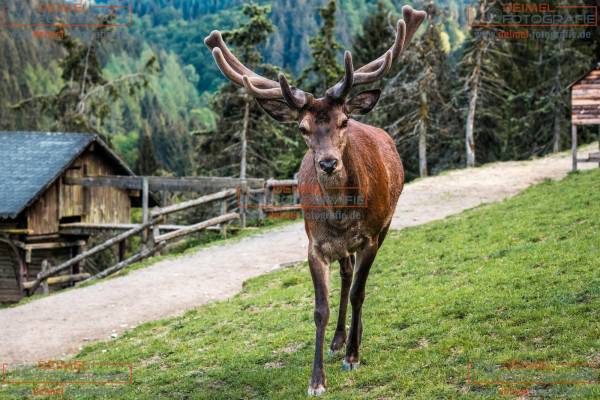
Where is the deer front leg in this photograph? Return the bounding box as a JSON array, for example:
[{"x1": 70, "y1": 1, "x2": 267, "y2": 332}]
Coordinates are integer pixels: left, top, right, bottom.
[
  {"x1": 330, "y1": 255, "x2": 354, "y2": 354},
  {"x1": 344, "y1": 242, "x2": 378, "y2": 371},
  {"x1": 307, "y1": 250, "x2": 330, "y2": 396}
]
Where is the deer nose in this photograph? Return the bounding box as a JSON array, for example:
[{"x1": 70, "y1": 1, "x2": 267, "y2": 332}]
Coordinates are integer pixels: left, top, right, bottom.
[{"x1": 319, "y1": 158, "x2": 338, "y2": 174}]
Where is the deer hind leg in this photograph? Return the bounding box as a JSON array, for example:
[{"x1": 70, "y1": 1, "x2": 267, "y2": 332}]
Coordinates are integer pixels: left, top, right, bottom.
[
  {"x1": 343, "y1": 242, "x2": 378, "y2": 371},
  {"x1": 329, "y1": 255, "x2": 354, "y2": 354},
  {"x1": 307, "y1": 251, "x2": 330, "y2": 396}
]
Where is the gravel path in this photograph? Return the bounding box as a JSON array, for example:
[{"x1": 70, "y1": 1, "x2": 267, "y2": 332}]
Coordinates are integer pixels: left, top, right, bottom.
[{"x1": 0, "y1": 145, "x2": 597, "y2": 366}]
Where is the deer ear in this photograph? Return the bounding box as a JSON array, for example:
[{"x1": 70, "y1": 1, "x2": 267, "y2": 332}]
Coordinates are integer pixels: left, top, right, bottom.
[
  {"x1": 255, "y1": 98, "x2": 299, "y2": 123},
  {"x1": 345, "y1": 89, "x2": 381, "y2": 115}
]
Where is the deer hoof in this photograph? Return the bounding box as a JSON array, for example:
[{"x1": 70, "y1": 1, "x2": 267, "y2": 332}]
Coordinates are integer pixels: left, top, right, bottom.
[
  {"x1": 329, "y1": 334, "x2": 346, "y2": 354},
  {"x1": 307, "y1": 384, "x2": 326, "y2": 396},
  {"x1": 342, "y1": 358, "x2": 360, "y2": 371}
]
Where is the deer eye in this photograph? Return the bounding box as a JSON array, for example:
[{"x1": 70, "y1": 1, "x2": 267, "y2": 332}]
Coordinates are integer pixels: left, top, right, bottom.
[
  {"x1": 299, "y1": 125, "x2": 309, "y2": 135},
  {"x1": 340, "y1": 119, "x2": 349, "y2": 129}
]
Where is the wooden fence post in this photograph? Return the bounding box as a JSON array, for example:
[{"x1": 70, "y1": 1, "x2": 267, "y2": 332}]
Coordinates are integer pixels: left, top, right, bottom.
[
  {"x1": 118, "y1": 240, "x2": 126, "y2": 262},
  {"x1": 142, "y1": 177, "x2": 149, "y2": 249},
  {"x1": 571, "y1": 123, "x2": 578, "y2": 172},
  {"x1": 40, "y1": 260, "x2": 49, "y2": 295},
  {"x1": 220, "y1": 200, "x2": 228, "y2": 238},
  {"x1": 258, "y1": 188, "x2": 266, "y2": 224},
  {"x1": 240, "y1": 180, "x2": 247, "y2": 229}
]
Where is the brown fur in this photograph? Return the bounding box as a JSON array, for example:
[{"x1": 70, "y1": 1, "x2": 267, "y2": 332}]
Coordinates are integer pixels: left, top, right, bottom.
[
  {"x1": 299, "y1": 119, "x2": 403, "y2": 259},
  {"x1": 298, "y1": 111, "x2": 404, "y2": 394},
  {"x1": 203, "y1": 8, "x2": 427, "y2": 392}
]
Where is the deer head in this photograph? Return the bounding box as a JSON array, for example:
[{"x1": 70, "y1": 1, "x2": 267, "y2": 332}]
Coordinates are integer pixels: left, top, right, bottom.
[{"x1": 205, "y1": 5, "x2": 426, "y2": 179}]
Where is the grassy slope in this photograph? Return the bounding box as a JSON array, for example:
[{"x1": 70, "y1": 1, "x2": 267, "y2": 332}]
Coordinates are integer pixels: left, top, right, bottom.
[{"x1": 3, "y1": 170, "x2": 599, "y2": 399}]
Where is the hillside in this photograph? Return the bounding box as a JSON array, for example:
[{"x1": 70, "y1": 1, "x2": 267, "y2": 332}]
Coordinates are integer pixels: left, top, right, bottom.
[
  {"x1": 1, "y1": 0, "x2": 595, "y2": 180},
  {"x1": 3, "y1": 168, "x2": 598, "y2": 399},
  {"x1": 130, "y1": 0, "x2": 469, "y2": 92}
]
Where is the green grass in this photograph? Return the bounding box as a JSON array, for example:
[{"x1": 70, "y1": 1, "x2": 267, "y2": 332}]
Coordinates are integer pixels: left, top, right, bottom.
[{"x1": 2, "y1": 170, "x2": 599, "y2": 399}]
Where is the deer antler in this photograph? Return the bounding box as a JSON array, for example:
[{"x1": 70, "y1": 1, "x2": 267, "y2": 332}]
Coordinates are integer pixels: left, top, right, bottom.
[
  {"x1": 205, "y1": 30, "x2": 309, "y2": 109},
  {"x1": 327, "y1": 5, "x2": 427, "y2": 100}
]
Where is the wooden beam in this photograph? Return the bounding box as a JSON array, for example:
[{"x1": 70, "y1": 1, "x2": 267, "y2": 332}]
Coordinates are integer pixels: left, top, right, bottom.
[
  {"x1": 263, "y1": 205, "x2": 303, "y2": 213},
  {"x1": 220, "y1": 200, "x2": 228, "y2": 238},
  {"x1": 142, "y1": 177, "x2": 149, "y2": 225},
  {"x1": 64, "y1": 176, "x2": 265, "y2": 192},
  {"x1": 0, "y1": 228, "x2": 32, "y2": 234},
  {"x1": 266, "y1": 179, "x2": 298, "y2": 188},
  {"x1": 155, "y1": 213, "x2": 239, "y2": 243},
  {"x1": 23, "y1": 273, "x2": 90, "y2": 289},
  {"x1": 142, "y1": 177, "x2": 149, "y2": 248},
  {"x1": 151, "y1": 189, "x2": 237, "y2": 218},
  {"x1": 22, "y1": 240, "x2": 86, "y2": 251},
  {"x1": 41, "y1": 260, "x2": 49, "y2": 294},
  {"x1": 60, "y1": 223, "x2": 195, "y2": 232}
]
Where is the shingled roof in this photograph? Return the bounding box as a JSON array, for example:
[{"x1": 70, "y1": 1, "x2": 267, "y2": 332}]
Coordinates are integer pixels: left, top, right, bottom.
[{"x1": 0, "y1": 131, "x2": 134, "y2": 219}]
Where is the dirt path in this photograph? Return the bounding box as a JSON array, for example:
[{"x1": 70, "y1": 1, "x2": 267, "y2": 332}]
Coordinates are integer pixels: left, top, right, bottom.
[{"x1": 1, "y1": 145, "x2": 597, "y2": 366}]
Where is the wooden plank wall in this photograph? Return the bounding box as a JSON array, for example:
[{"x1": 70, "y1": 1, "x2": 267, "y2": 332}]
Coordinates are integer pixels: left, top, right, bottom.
[
  {"x1": 572, "y1": 69, "x2": 600, "y2": 125},
  {"x1": 0, "y1": 243, "x2": 21, "y2": 302},
  {"x1": 60, "y1": 165, "x2": 84, "y2": 218},
  {"x1": 79, "y1": 151, "x2": 131, "y2": 225},
  {"x1": 27, "y1": 181, "x2": 60, "y2": 235},
  {"x1": 26, "y1": 148, "x2": 131, "y2": 235}
]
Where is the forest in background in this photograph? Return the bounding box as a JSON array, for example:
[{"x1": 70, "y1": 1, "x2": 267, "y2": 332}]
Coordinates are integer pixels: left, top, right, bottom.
[{"x1": 0, "y1": 0, "x2": 598, "y2": 182}]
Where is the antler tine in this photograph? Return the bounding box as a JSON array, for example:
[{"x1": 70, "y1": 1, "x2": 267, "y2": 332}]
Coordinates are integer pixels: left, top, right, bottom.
[
  {"x1": 242, "y1": 75, "x2": 284, "y2": 98},
  {"x1": 326, "y1": 51, "x2": 354, "y2": 99},
  {"x1": 355, "y1": 19, "x2": 405, "y2": 75},
  {"x1": 279, "y1": 73, "x2": 308, "y2": 109},
  {"x1": 205, "y1": 30, "x2": 280, "y2": 90},
  {"x1": 325, "y1": 5, "x2": 425, "y2": 94},
  {"x1": 353, "y1": 50, "x2": 392, "y2": 85},
  {"x1": 206, "y1": 30, "x2": 309, "y2": 108},
  {"x1": 401, "y1": 5, "x2": 427, "y2": 54}
]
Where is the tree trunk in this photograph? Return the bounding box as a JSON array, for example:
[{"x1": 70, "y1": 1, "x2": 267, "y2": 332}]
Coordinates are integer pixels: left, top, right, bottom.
[
  {"x1": 465, "y1": 0, "x2": 486, "y2": 168},
  {"x1": 552, "y1": 110, "x2": 561, "y2": 153},
  {"x1": 418, "y1": 123, "x2": 427, "y2": 177},
  {"x1": 418, "y1": 92, "x2": 428, "y2": 177},
  {"x1": 552, "y1": 41, "x2": 563, "y2": 153},
  {"x1": 465, "y1": 67, "x2": 479, "y2": 168},
  {"x1": 240, "y1": 94, "x2": 250, "y2": 228},
  {"x1": 240, "y1": 95, "x2": 250, "y2": 180}
]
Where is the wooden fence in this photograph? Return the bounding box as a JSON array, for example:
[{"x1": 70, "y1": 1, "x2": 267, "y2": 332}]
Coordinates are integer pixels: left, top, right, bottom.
[{"x1": 23, "y1": 177, "x2": 301, "y2": 293}]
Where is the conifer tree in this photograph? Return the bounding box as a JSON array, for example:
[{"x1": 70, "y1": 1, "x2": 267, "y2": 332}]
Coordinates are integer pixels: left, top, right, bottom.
[
  {"x1": 198, "y1": 3, "x2": 302, "y2": 180},
  {"x1": 11, "y1": 13, "x2": 156, "y2": 139},
  {"x1": 136, "y1": 121, "x2": 160, "y2": 175},
  {"x1": 299, "y1": 0, "x2": 343, "y2": 94},
  {"x1": 352, "y1": 1, "x2": 395, "y2": 68},
  {"x1": 370, "y1": 1, "x2": 456, "y2": 179}
]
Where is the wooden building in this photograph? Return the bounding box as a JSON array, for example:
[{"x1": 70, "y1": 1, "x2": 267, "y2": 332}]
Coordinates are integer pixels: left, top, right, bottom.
[
  {"x1": 0, "y1": 131, "x2": 142, "y2": 302},
  {"x1": 570, "y1": 63, "x2": 600, "y2": 170}
]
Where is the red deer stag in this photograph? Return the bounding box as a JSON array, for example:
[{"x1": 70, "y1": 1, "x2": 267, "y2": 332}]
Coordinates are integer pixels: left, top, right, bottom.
[{"x1": 205, "y1": 5, "x2": 426, "y2": 396}]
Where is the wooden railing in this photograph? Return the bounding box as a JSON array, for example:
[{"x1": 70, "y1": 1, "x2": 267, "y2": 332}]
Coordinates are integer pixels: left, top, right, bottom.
[
  {"x1": 24, "y1": 189, "x2": 240, "y2": 292},
  {"x1": 24, "y1": 177, "x2": 301, "y2": 294}
]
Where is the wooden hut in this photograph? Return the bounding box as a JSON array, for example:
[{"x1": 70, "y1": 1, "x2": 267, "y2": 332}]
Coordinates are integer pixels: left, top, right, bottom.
[
  {"x1": 569, "y1": 63, "x2": 600, "y2": 170},
  {"x1": 0, "y1": 131, "x2": 142, "y2": 302}
]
